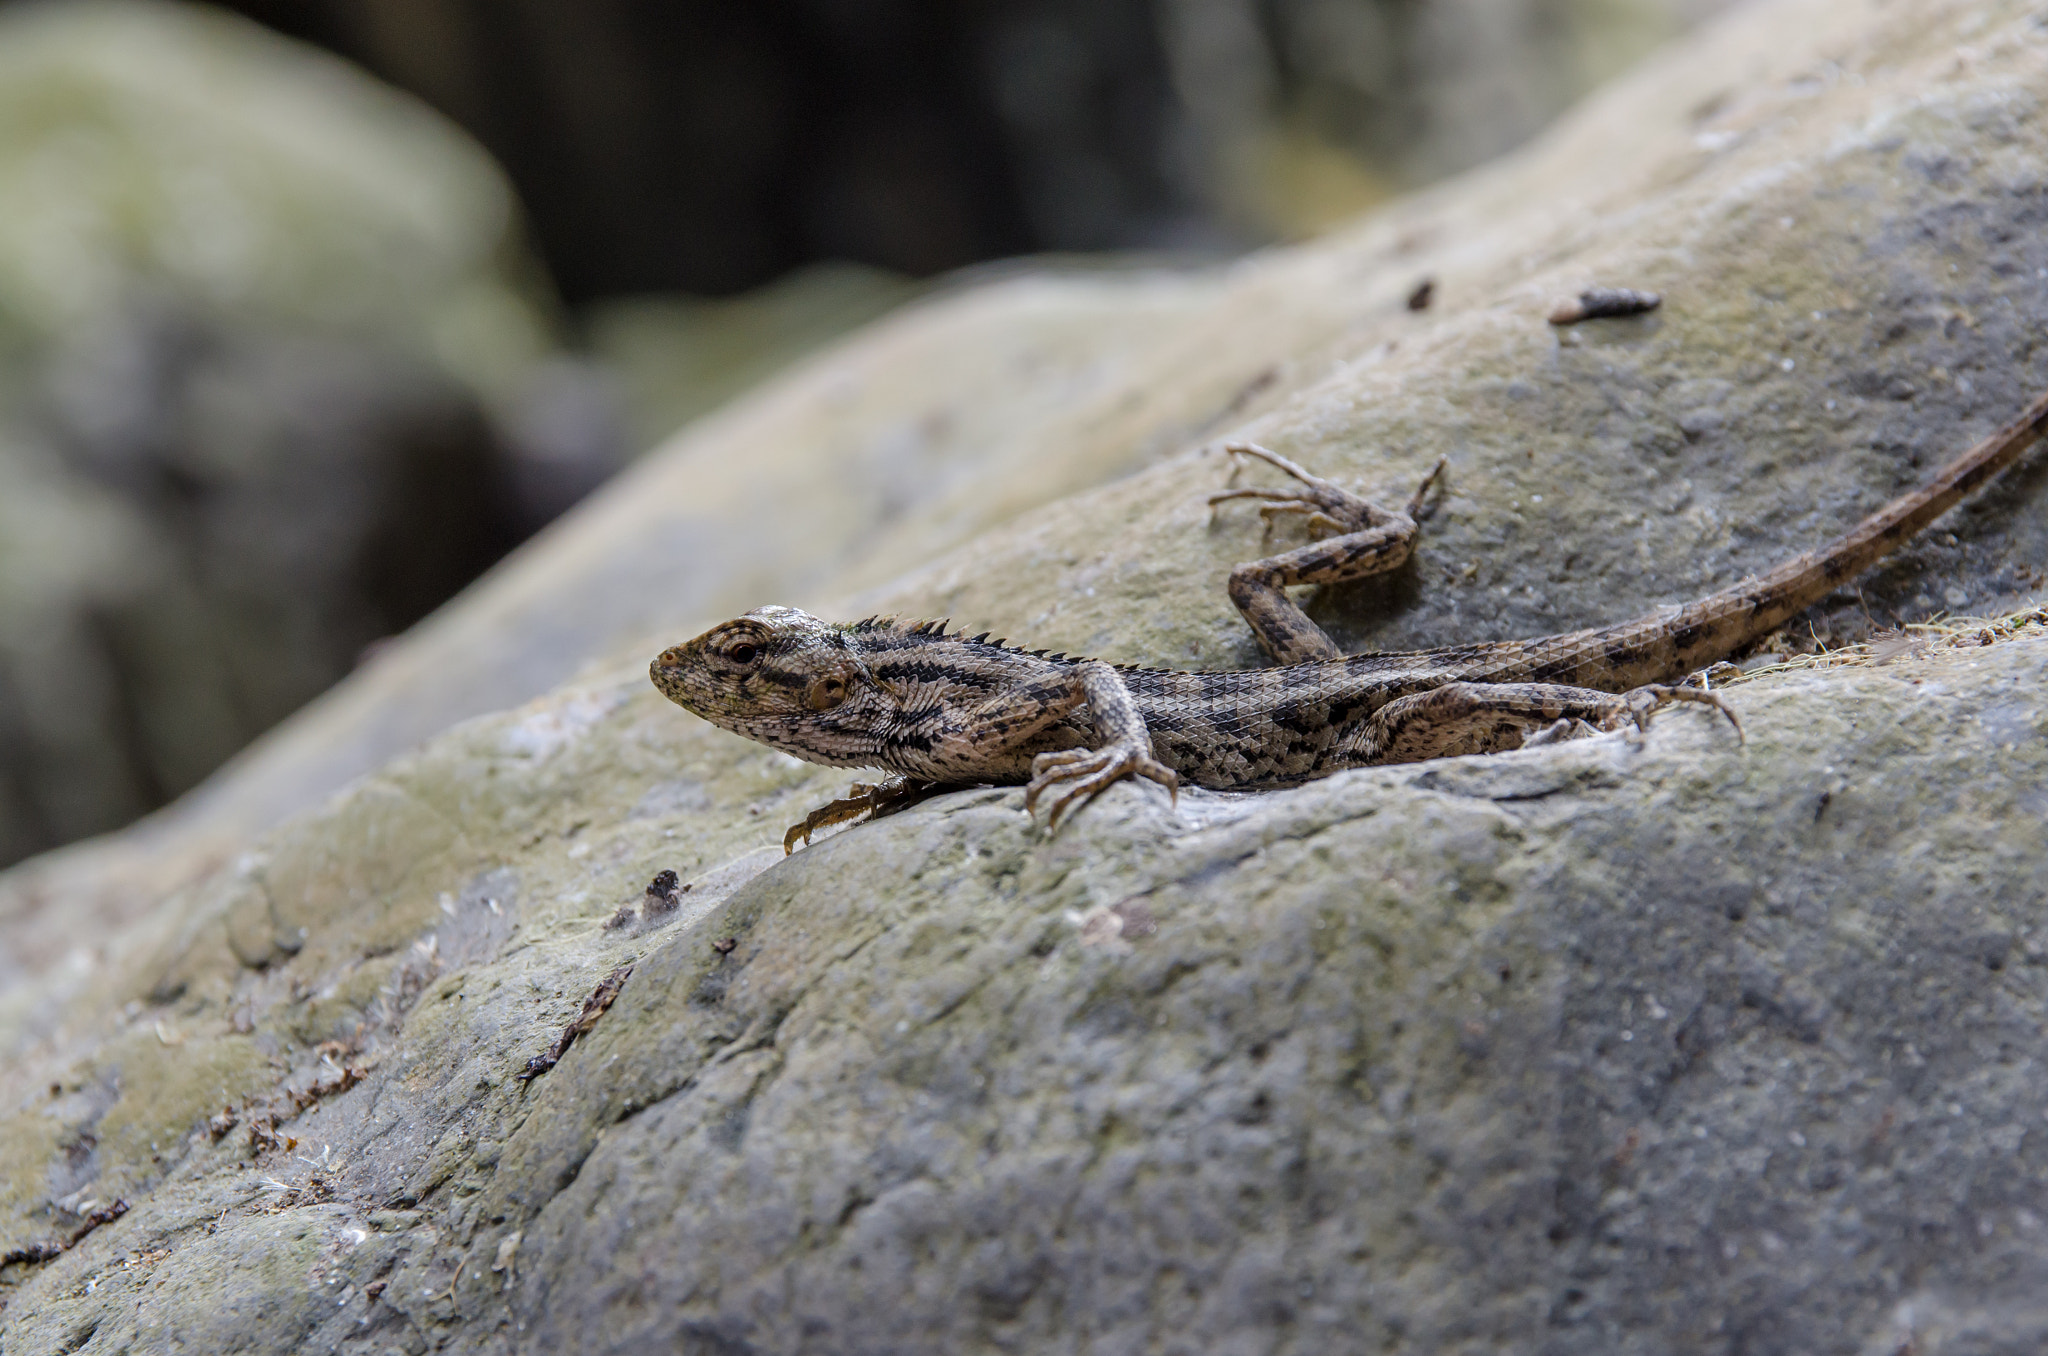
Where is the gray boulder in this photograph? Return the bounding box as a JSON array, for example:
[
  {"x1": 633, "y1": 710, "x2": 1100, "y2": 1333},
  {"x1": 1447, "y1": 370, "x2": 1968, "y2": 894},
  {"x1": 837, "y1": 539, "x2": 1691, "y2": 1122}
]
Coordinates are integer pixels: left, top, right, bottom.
[{"x1": 2, "y1": 0, "x2": 2047, "y2": 1351}]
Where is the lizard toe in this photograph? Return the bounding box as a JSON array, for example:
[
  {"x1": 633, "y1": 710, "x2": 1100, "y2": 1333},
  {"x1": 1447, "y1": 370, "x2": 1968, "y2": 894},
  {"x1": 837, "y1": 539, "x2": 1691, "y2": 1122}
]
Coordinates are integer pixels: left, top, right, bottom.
[
  {"x1": 1026, "y1": 754, "x2": 1116, "y2": 830},
  {"x1": 1521, "y1": 716, "x2": 1594, "y2": 748},
  {"x1": 1138, "y1": 756, "x2": 1179, "y2": 803},
  {"x1": 1027, "y1": 742, "x2": 1177, "y2": 831},
  {"x1": 784, "y1": 787, "x2": 870, "y2": 854},
  {"x1": 783, "y1": 777, "x2": 945, "y2": 853},
  {"x1": 1619, "y1": 684, "x2": 1745, "y2": 742}
]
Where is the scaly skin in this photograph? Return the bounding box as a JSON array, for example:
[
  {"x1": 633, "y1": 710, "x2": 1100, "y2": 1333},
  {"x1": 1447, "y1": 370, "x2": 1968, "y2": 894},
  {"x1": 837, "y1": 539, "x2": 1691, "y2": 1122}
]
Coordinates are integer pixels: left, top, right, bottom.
[{"x1": 651, "y1": 388, "x2": 2048, "y2": 846}]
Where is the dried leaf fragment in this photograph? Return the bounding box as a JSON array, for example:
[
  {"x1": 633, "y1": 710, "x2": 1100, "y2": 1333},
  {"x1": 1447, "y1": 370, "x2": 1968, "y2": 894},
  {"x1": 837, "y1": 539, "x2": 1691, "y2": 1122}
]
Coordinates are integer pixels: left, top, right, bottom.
[{"x1": 518, "y1": 963, "x2": 634, "y2": 1081}]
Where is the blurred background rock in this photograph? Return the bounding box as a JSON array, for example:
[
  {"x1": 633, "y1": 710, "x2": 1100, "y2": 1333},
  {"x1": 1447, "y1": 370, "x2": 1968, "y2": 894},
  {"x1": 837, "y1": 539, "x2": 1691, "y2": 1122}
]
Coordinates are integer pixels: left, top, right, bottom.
[{"x1": 0, "y1": 0, "x2": 1725, "y2": 870}]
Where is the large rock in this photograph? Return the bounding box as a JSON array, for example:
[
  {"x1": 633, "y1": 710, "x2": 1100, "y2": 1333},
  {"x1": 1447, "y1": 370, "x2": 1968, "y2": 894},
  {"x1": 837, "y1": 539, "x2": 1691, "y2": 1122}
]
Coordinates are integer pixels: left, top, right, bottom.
[{"x1": 4, "y1": 0, "x2": 2048, "y2": 1350}]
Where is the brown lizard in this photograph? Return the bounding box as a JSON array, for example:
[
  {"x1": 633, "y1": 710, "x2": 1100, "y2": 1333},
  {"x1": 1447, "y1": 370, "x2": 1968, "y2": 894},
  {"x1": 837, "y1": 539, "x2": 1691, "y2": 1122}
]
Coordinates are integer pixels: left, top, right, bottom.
[{"x1": 651, "y1": 388, "x2": 2048, "y2": 850}]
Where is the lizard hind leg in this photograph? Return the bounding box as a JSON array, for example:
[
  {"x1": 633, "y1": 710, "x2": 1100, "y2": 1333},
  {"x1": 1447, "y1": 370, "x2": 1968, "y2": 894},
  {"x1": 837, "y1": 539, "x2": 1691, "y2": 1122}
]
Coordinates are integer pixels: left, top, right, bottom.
[
  {"x1": 1207, "y1": 443, "x2": 1447, "y2": 666},
  {"x1": 1353, "y1": 680, "x2": 1740, "y2": 765}
]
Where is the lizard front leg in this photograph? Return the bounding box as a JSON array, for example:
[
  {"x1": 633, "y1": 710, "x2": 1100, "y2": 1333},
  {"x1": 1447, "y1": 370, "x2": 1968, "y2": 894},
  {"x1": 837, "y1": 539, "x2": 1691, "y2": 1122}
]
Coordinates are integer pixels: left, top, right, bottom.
[
  {"x1": 1022, "y1": 660, "x2": 1178, "y2": 830},
  {"x1": 779, "y1": 665, "x2": 1089, "y2": 848},
  {"x1": 786, "y1": 660, "x2": 1174, "y2": 842},
  {"x1": 1209, "y1": 443, "x2": 1444, "y2": 664},
  {"x1": 784, "y1": 777, "x2": 946, "y2": 854},
  {"x1": 1349, "y1": 681, "x2": 1741, "y2": 765}
]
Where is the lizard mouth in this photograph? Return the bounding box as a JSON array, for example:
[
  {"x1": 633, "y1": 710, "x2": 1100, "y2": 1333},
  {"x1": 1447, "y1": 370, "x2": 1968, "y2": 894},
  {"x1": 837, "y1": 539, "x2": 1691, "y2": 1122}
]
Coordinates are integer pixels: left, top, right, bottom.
[{"x1": 648, "y1": 647, "x2": 694, "y2": 706}]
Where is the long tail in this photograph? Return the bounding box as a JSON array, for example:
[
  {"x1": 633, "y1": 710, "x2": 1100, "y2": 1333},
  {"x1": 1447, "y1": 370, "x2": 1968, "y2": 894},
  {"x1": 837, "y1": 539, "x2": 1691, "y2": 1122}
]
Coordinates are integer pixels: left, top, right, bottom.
[{"x1": 1520, "y1": 387, "x2": 2048, "y2": 688}]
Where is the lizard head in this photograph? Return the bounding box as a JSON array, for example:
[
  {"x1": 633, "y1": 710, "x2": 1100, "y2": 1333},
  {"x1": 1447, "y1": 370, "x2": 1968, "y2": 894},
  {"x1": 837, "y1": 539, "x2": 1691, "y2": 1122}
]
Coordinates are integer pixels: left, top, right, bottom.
[{"x1": 649, "y1": 606, "x2": 878, "y2": 764}]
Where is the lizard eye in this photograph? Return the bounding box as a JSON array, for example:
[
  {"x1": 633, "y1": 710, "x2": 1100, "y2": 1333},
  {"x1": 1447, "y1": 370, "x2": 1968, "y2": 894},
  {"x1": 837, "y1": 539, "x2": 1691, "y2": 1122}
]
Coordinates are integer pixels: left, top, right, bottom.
[{"x1": 724, "y1": 642, "x2": 759, "y2": 665}]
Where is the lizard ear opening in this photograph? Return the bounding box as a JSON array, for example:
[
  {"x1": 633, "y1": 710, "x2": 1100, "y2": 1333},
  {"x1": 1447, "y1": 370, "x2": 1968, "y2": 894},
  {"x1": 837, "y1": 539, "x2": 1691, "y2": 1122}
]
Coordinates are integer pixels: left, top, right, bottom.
[{"x1": 805, "y1": 672, "x2": 850, "y2": 711}]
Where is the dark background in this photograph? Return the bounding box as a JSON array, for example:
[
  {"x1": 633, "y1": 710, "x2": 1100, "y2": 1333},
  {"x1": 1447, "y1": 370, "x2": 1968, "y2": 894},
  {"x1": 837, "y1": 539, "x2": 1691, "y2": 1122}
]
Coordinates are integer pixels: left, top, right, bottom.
[
  {"x1": 211, "y1": 0, "x2": 1208, "y2": 302},
  {"x1": 194, "y1": 0, "x2": 1690, "y2": 307}
]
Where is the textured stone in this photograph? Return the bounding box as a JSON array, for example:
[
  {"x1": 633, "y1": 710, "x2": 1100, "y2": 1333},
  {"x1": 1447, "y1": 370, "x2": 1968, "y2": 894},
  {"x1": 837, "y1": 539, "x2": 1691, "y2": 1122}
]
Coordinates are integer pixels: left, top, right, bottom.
[
  {"x1": 4, "y1": 629, "x2": 2045, "y2": 1355},
  {"x1": 4, "y1": 0, "x2": 2048, "y2": 1352}
]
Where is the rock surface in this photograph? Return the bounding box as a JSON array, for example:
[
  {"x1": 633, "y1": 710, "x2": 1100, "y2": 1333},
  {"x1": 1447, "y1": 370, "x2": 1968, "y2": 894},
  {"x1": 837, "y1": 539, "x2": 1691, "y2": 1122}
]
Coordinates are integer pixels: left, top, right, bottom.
[{"x1": 5, "y1": 0, "x2": 2048, "y2": 1351}]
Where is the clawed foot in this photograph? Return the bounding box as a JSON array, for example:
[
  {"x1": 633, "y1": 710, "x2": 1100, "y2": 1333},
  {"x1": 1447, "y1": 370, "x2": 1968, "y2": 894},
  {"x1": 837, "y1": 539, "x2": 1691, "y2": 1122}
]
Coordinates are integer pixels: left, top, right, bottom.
[
  {"x1": 1522, "y1": 716, "x2": 1601, "y2": 748},
  {"x1": 1209, "y1": 443, "x2": 1444, "y2": 535},
  {"x1": 1024, "y1": 739, "x2": 1179, "y2": 832},
  {"x1": 784, "y1": 777, "x2": 942, "y2": 854},
  {"x1": 1611, "y1": 684, "x2": 1745, "y2": 743}
]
